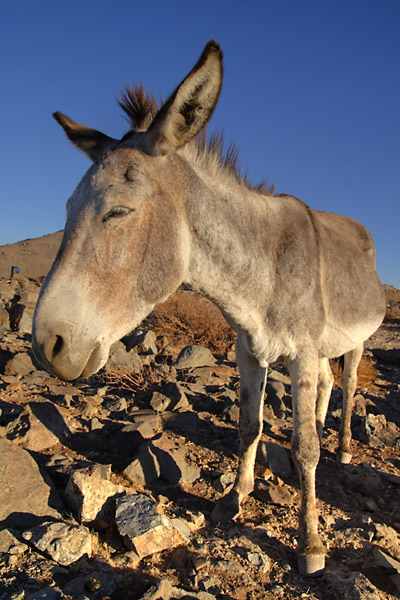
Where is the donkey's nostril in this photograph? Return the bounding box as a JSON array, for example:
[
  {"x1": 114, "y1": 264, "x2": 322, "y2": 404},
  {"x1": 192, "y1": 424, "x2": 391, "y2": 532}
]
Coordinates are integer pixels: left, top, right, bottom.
[{"x1": 52, "y1": 335, "x2": 64, "y2": 359}]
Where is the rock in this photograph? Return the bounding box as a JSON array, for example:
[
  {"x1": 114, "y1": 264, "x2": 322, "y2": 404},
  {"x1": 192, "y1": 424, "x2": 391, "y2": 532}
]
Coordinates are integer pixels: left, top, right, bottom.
[
  {"x1": 359, "y1": 413, "x2": 400, "y2": 449},
  {"x1": 265, "y1": 381, "x2": 286, "y2": 417},
  {"x1": 0, "y1": 529, "x2": 28, "y2": 554},
  {"x1": 247, "y1": 551, "x2": 271, "y2": 573},
  {"x1": 253, "y1": 479, "x2": 294, "y2": 506},
  {"x1": 8, "y1": 303, "x2": 25, "y2": 332},
  {"x1": 342, "y1": 464, "x2": 382, "y2": 495},
  {"x1": 213, "y1": 472, "x2": 236, "y2": 493},
  {"x1": 63, "y1": 567, "x2": 117, "y2": 598},
  {"x1": 125, "y1": 410, "x2": 162, "y2": 438},
  {"x1": 256, "y1": 441, "x2": 292, "y2": 476},
  {"x1": 123, "y1": 433, "x2": 200, "y2": 487},
  {"x1": 138, "y1": 579, "x2": 216, "y2": 600},
  {"x1": 102, "y1": 396, "x2": 128, "y2": 413},
  {"x1": 0, "y1": 437, "x2": 60, "y2": 528},
  {"x1": 6, "y1": 402, "x2": 69, "y2": 451},
  {"x1": 324, "y1": 570, "x2": 381, "y2": 599},
  {"x1": 150, "y1": 382, "x2": 189, "y2": 412},
  {"x1": 372, "y1": 547, "x2": 400, "y2": 573},
  {"x1": 123, "y1": 329, "x2": 158, "y2": 355},
  {"x1": 4, "y1": 351, "x2": 34, "y2": 376},
  {"x1": 65, "y1": 470, "x2": 128, "y2": 529},
  {"x1": 372, "y1": 348, "x2": 400, "y2": 365},
  {"x1": 115, "y1": 493, "x2": 183, "y2": 558},
  {"x1": 175, "y1": 345, "x2": 216, "y2": 369},
  {"x1": 105, "y1": 340, "x2": 142, "y2": 373},
  {"x1": 390, "y1": 574, "x2": 400, "y2": 594},
  {"x1": 371, "y1": 523, "x2": 400, "y2": 555},
  {"x1": 0, "y1": 302, "x2": 9, "y2": 329},
  {"x1": 22, "y1": 520, "x2": 92, "y2": 566},
  {"x1": 25, "y1": 588, "x2": 63, "y2": 600}
]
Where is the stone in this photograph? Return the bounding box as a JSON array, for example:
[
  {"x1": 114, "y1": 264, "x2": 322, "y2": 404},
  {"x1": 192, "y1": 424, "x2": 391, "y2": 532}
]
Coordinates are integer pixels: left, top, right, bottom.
[
  {"x1": 247, "y1": 551, "x2": 271, "y2": 573},
  {"x1": 372, "y1": 348, "x2": 400, "y2": 365},
  {"x1": 359, "y1": 413, "x2": 400, "y2": 449},
  {"x1": 253, "y1": 479, "x2": 294, "y2": 506},
  {"x1": 105, "y1": 340, "x2": 142, "y2": 373},
  {"x1": 123, "y1": 329, "x2": 158, "y2": 355},
  {"x1": 115, "y1": 493, "x2": 183, "y2": 558},
  {"x1": 125, "y1": 410, "x2": 162, "y2": 438},
  {"x1": 6, "y1": 402, "x2": 68, "y2": 451},
  {"x1": 0, "y1": 437, "x2": 60, "y2": 528},
  {"x1": 175, "y1": 345, "x2": 216, "y2": 369},
  {"x1": 63, "y1": 567, "x2": 117, "y2": 598},
  {"x1": 372, "y1": 547, "x2": 400, "y2": 573},
  {"x1": 265, "y1": 381, "x2": 286, "y2": 417},
  {"x1": 65, "y1": 470, "x2": 127, "y2": 529},
  {"x1": 22, "y1": 520, "x2": 92, "y2": 566},
  {"x1": 123, "y1": 433, "x2": 200, "y2": 487},
  {"x1": 150, "y1": 382, "x2": 189, "y2": 412},
  {"x1": 4, "y1": 351, "x2": 34, "y2": 376},
  {"x1": 0, "y1": 302, "x2": 9, "y2": 328},
  {"x1": 0, "y1": 528, "x2": 28, "y2": 554},
  {"x1": 213, "y1": 472, "x2": 236, "y2": 493},
  {"x1": 25, "y1": 588, "x2": 63, "y2": 600},
  {"x1": 256, "y1": 441, "x2": 292, "y2": 476},
  {"x1": 323, "y1": 570, "x2": 380, "y2": 599},
  {"x1": 102, "y1": 396, "x2": 128, "y2": 413},
  {"x1": 138, "y1": 579, "x2": 216, "y2": 600}
]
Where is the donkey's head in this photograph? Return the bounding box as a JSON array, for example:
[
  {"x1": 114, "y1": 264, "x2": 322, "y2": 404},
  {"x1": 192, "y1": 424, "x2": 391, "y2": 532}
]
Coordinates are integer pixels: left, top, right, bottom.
[{"x1": 32, "y1": 41, "x2": 223, "y2": 380}]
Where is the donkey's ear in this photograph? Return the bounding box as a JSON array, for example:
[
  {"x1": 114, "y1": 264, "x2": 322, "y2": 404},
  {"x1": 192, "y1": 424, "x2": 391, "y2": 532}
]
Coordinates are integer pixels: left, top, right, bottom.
[
  {"x1": 53, "y1": 112, "x2": 116, "y2": 161},
  {"x1": 144, "y1": 40, "x2": 223, "y2": 156}
]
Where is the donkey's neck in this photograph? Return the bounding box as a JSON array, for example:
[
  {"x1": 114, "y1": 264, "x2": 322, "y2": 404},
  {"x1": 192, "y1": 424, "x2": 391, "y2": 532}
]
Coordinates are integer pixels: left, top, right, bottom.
[{"x1": 181, "y1": 160, "x2": 281, "y2": 347}]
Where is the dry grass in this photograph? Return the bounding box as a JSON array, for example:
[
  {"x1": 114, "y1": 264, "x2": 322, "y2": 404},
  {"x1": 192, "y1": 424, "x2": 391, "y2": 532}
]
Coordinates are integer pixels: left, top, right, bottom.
[
  {"x1": 148, "y1": 289, "x2": 235, "y2": 355},
  {"x1": 330, "y1": 355, "x2": 378, "y2": 391},
  {"x1": 104, "y1": 364, "x2": 163, "y2": 395}
]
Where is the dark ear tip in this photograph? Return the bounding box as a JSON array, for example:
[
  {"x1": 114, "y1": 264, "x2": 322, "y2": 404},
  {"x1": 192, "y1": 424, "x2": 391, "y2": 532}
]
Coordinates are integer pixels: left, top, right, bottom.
[
  {"x1": 53, "y1": 111, "x2": 65, "y2": 125},
  {"x1": 205, "y1": 39, "x2": 223, "y2": 58}
]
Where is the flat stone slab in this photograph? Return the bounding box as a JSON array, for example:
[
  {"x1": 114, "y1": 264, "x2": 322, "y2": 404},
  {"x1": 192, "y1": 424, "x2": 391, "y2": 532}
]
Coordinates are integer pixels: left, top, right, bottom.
[{"x1": 0, "y1": 437, "x2": 60, "y2": 528}]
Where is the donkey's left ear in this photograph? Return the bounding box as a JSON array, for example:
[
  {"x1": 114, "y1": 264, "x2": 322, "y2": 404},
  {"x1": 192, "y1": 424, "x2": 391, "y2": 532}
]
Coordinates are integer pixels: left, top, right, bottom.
[
  {"x1": 53, "y1": 112, "x2": 117, "y2": 161},
  {"x1": 143, "y1": 40, "x2": 223, "y2": 156}
]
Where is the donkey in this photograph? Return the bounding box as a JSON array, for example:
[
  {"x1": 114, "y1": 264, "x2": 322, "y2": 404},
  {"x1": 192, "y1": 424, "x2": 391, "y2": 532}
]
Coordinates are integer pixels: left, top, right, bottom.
[{"x1": 32, "y1": 40, "x2": 385, "y2": 575}]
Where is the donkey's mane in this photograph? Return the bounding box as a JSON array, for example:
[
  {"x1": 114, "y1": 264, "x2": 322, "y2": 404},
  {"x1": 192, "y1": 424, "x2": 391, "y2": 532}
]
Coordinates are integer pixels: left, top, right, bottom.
[{"x1": 119, "y1": 84, "x2": 274, "y2": 195}]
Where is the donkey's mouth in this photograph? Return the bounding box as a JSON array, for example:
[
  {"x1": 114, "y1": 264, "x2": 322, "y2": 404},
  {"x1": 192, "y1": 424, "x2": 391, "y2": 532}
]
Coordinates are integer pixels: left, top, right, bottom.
[
  {"x1": 80, "y1": 343, "x2": 107, "y2": 378},
  {"x1": 32, "y1": 329, "x2": 107, "y2": 381}
]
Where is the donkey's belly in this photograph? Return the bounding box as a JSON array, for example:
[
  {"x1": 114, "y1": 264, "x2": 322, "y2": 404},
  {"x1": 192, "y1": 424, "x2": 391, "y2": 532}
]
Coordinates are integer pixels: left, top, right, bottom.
[{"x1": 318, "y1": 318, "x2": 381, "y2": 358}]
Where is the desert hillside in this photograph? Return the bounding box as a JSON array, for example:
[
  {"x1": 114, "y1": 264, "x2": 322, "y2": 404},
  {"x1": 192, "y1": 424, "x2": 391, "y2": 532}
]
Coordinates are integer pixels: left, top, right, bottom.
[{"x1": 0, "y1": 231, "x2": 63, "y2": 280}]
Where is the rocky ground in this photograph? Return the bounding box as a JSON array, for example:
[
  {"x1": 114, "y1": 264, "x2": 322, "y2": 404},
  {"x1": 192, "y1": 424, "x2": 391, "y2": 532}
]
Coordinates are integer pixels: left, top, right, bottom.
[{"x1": 0, "y1": 276, "x2": 399, "y2": 600}]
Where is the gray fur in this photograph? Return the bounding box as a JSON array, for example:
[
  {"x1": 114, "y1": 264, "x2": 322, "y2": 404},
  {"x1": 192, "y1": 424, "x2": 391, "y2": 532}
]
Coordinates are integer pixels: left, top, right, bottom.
[{"x1": 32, "y1": 41, "x2": 385, "y2": 575}]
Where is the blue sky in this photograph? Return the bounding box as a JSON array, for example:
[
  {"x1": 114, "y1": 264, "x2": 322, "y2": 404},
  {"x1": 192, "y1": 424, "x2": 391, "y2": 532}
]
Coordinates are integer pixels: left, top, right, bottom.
[{"x1": 2, "y1": 0, "x2": 399, "y2": 286}]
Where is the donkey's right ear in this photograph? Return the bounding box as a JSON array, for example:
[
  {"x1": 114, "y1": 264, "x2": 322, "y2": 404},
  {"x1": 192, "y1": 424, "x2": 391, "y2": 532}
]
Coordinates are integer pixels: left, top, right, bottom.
[
  {"x1": 53, "y1": 112, "x2": 116, "y2": 161},
  {"x1": 143, "y1": 40, "x2": 223, "y2": 156}
]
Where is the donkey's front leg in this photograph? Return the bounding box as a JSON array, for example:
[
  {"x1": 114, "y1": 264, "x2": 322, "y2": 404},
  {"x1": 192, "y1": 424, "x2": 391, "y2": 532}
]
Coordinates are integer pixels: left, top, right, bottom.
[
  {"x1": 289, "y1": 349, "x2": 325, "y2": 576},
  {"x1": 211, "y1": 338, "x2": 266, "y2": 523}
]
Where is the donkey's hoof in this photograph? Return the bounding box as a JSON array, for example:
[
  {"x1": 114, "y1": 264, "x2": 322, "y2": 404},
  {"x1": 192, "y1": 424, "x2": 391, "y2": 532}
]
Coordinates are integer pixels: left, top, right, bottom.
[
  {"x1": 210, "y1": 491, "x2": 240, "y2": 524},
  {"x1": 297, "y1": 553, "x2": 325, "y2": 577},
  {"x1": 337, "y1": 451, "x2": 352, "y2": 464}
]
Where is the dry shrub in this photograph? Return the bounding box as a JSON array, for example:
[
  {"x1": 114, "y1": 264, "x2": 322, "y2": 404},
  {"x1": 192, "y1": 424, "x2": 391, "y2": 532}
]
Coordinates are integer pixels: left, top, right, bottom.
[
  {"x1": 330, "y1": 355, "x2": 378, "y2": 390},
  {"x1": 148, "y1": 289, "x2": 235, "y2": 354},
  {"x1": 104, "y1": 364, "x2": 163, "y2": 395}
]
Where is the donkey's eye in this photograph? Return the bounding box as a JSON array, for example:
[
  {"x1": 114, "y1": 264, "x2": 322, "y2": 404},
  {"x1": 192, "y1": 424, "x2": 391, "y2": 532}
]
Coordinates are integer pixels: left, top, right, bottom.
[{"x1": 102, "y1": 206, "x2": 132, "y2": 223}]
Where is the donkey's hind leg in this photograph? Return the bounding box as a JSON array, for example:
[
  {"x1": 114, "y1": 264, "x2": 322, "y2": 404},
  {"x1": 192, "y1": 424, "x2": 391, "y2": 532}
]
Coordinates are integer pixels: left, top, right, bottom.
[
  {"x1": 211, "y1": 336, "x2": 266, "y2": 523},
  {"x1": 315, "y1": 358, "x2": 334, "y2": 442},
  {"x1": 337, "y1": 344, "x2": 363, "y2": 464}
]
